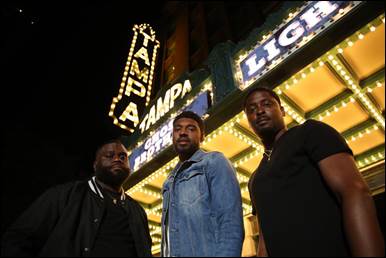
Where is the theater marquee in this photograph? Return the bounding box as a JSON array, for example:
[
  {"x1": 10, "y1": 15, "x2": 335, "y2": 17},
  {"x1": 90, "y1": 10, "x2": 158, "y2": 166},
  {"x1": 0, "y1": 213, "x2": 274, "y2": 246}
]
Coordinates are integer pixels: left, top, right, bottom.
[{"x1": 234, "y1": 1, "x2": 361, "y2": 90}]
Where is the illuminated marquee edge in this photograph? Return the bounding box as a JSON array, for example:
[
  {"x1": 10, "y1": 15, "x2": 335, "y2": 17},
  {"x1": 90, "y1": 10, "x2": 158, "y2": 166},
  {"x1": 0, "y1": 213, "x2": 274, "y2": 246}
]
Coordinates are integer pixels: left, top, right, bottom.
[{"x1": 233, "y1": 1, "x2": 361, "y2": 91}]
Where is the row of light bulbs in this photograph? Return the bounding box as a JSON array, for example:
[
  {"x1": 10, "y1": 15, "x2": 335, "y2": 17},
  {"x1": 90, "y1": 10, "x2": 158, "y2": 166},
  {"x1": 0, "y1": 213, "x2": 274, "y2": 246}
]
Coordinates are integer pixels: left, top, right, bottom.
[
  {"x1": 151, "y1": 244, "x2": 161, "y2": 254},
  {"x1": 150, "y1": 226, "x2": 162, "y2": 236},
  {"x1": 357, "y1": 152, "x2": 385, "y2": 169},
  {"x1": 145, "y1": 203, "x2": 163, "y2": 219},
  {"x1": 327, "y1": 54, "x2": 385, "y2": 130},
  {"x1": 136, "y1": 24, "x2": 157, "y2": 38},
  {"x1": 346, "y1": 124, "x2": 380, "y2": 143},
  {"x1": 316, "y1": 96, "x2": 355, "y2": 122},
  {"x1": 126, "y1": 157, "x2": 178, "y2": 195}
]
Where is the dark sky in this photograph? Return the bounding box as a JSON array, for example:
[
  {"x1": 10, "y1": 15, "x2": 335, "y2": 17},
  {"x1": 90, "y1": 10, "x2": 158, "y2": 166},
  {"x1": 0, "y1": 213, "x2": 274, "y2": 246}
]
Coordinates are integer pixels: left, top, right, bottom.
[{"x1": 1, "y1": 2, "x2": 164, "y2": 233}]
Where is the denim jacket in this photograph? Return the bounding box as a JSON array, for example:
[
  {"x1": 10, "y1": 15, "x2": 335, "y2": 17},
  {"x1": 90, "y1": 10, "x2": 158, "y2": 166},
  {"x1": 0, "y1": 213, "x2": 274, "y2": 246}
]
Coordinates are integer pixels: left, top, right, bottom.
[{"x1": 161, "y1": 149, "x2": 244, "y2": 257}]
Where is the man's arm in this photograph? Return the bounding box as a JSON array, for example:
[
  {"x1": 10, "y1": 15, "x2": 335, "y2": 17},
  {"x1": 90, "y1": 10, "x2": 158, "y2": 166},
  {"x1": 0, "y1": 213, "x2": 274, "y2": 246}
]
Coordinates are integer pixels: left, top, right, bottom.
[
  {"x1": 209, "y1": 152, "x2": 245, "y2": 257},
  {"x1": 139, "y1": 205, "x2": 153, "y2": 256},
  {"x1": 1, "y1": 186, "x2": 61, "y2": 256},
  {"x1": 319, "y1": 152, "x2": 384, "y2": 257}
]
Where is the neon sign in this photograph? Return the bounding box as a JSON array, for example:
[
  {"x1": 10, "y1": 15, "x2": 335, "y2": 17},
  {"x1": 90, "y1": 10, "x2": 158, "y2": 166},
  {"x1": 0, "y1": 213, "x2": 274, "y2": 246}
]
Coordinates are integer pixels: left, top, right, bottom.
[
  {"x1": 109, "y1": 23, "x2": 160, "y2": 133},
  {"x1": 139, "y1": 79, "x2": 192, "y2": 134},
  {"x1": 235, "y1": 1, "x2": 360, "y2": 90}
]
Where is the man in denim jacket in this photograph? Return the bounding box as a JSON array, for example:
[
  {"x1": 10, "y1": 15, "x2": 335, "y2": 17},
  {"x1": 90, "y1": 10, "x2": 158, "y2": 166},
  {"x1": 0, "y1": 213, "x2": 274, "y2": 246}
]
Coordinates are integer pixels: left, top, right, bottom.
[{"x1": 161, "y1": 111, "x2": 244, "y2": 257}]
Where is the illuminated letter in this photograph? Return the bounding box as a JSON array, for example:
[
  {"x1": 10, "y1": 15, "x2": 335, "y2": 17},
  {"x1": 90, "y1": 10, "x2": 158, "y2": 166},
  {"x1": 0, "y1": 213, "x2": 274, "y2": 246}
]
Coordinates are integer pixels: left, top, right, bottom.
[
  {"x1": 181, "y1": 80, "x2": 192, "y2": 98},
  {"x1": 146, "y1": 105, "x2": 156, "y2": 130},
  {"x1": 160, "y1": 124, "x2": 169, "y2": 137},
  {"x1": 125, "y1": 77, "x2": 146, "y2": 97},
  {"x1": 245, "y1": 54, "x2": 266, "y2": 76},
  {"x1": 142, "y1": 33, "x2": 152, "y2": 47},
  {"x1": 162, "y1": 132, "x2": 172, "y2": 147},
  {"x1": 300, "y1": 2, "x2": 338, "y2": 29},
  {"x1": 140, "y1": 151, "x2": 147, "y2": 163},
  {"x1": 147, "y1": 146, "x2": 155, "y2": 160},
  {"x1": 130, "y1": 59, "x2": 149, "y2": 83},
  {"x1": 278, "y1": 21, "x2": 305, "y2": 46},
  {"x1": 134, "y1": 47, "x2": 150, "y2": 66},
  {"x1": 154, "y1": 139, "x2": 162, "y2": 152},
  {"x1": 119, "y1": 102, "x2": 139, "y2": 127},
  {"x1": 156, "y1": 90, "x2": 170, "y2": 120},
  {"x1": 139, "y1": 114, "x2": 148, "y2": 133},
  {"x1": 134, "y1": 156, "x2": 141, "y2": 171},
  {"x1": 169, "y1": 83, "x2": 182, "y2": 109},
  {"x1": 144, "y1": 138, "x2": 152, "y2": 150},
  {"x1": 263, "y1": 38, "x2": 281, "y2": 61},
  {"x1": 151, "y1": 131, "x2": 160, "y2": 145}
]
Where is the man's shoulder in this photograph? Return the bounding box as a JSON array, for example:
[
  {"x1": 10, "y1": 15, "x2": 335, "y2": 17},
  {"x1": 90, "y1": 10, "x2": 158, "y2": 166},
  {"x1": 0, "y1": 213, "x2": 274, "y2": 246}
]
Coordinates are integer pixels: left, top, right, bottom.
[
  {"x1": 202, "y1": 151, "x2": 228, "y2": 163},
  {"x1": 200, "y1": 150, "x2": 233, "y2": 170},
  {"x1": 302, "y1": 119, "x2": 330, "y2": 128},
  {"x1": 44, "y1": 180, "x2": 88, "y2": 197},
  {"x1": 201, "y1": 150, "x2": 228, "y2": 161},
  {"x1": 125, "y1": 195, "x2": 146, "y2": 212},
  {"x1": 32, "y1": 180, "x2": 89, "y2": 206},
  {"x1": 300, "y1": 119, "x2": 340, "y2": 135},
  {"x1": 55, "y1": 180, "x2": 87, "y2": 190}
]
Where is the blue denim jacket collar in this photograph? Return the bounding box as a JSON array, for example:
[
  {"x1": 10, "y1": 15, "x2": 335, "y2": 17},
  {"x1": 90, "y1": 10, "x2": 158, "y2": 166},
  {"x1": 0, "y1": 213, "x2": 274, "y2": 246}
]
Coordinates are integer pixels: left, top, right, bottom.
[
  {"x1": 171, "y1": 149, "x2": 206, "y2": 176},
  {"x1": 188, "y1": 149, "x2": 206, "y2": 162}
]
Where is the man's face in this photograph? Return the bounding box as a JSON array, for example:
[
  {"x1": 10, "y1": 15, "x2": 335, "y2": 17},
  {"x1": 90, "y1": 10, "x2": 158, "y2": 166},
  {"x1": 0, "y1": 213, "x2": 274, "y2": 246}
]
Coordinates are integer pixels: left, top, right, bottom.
[
  {"x1": 93, "y1": 143, "x2": 130, "y2": 187},
  {"x1": 172, "y1": 117, "x2": 203, "y2": 156},
  {"x1": 244, "y1": 91, "x2": 286, "y2": 138}
]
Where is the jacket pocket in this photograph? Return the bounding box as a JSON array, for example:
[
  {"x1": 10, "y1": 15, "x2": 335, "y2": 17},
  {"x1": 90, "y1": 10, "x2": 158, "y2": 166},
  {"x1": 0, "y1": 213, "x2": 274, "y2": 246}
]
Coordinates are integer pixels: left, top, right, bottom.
[{"x1": 177, "y1": 169, "x2": 206, "y2": 205}]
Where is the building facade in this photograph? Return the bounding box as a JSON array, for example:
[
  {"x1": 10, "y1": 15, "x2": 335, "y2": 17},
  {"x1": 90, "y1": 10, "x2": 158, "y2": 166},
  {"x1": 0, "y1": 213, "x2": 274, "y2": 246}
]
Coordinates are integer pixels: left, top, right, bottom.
[{"x1": 114, "y1": 1, "x2": 385, "y2": 256}]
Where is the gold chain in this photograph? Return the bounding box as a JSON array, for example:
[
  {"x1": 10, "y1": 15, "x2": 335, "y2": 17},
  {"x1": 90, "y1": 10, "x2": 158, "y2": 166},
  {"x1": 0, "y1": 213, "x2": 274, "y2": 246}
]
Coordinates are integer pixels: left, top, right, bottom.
[{"x1": 264, "y1": 149, "x2": 274, "y2": 161}]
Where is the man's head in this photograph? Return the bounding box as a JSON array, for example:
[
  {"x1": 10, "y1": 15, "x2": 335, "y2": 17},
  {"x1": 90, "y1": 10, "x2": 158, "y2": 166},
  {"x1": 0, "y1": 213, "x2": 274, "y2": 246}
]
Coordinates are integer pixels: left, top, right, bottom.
[
  {"x1": 172, "y1": 111, "x2": 205, "y2": 159},
  {"x1": 93, "y1": 139, "x2": 130, "y2": 188},
  {"x1": 243, "y1": 87, "x2": 286, "y2": 140}
]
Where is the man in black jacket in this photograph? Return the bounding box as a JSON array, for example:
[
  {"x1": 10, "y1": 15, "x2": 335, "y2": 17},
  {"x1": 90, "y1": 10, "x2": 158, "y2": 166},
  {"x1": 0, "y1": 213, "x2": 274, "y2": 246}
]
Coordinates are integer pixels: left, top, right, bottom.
[{"x1": 2, "y1": 139, "x2": 152, "y2": 257}]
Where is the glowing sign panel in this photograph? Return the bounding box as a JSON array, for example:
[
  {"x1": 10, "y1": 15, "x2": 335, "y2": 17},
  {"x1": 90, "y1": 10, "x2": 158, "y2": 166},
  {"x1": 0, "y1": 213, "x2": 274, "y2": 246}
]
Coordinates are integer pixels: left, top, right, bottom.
[
  {"x1": 236, "y1": 1, "x2": 358, "y2": 90},
  {"x1": 109, "y1": 24, "x2": 160, "y2": 133}
]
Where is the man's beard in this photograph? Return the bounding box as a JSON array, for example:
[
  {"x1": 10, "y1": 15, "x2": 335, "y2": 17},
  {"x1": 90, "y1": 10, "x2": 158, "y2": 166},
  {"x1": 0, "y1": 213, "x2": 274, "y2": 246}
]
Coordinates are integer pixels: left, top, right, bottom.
[
  {"x1": 95, "y1": 165, "x2": 129, "y2": 188},
  {"x1": 174, "y1": 142, "x2": 199, "y2": 157}
]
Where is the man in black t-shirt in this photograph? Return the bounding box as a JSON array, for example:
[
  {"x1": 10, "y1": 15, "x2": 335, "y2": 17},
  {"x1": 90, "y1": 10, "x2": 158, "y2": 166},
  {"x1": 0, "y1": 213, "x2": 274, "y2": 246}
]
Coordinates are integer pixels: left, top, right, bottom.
[{"x1": 243, "y1": 87, "x2": 384, "y2": 257}]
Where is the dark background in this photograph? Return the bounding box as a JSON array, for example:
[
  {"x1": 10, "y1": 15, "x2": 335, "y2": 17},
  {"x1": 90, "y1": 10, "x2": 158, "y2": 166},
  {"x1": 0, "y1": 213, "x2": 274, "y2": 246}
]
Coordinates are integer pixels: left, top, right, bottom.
[{"x1": 1, "y1": 2, "x2": 164, "y2": 234}]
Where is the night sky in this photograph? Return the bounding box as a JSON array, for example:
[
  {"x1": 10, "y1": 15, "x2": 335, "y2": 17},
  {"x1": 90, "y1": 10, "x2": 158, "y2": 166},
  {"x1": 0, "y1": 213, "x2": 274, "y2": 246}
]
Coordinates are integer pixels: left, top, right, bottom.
[{"x1": 1, "y1": 2, "x2": 164, "y2": 233}]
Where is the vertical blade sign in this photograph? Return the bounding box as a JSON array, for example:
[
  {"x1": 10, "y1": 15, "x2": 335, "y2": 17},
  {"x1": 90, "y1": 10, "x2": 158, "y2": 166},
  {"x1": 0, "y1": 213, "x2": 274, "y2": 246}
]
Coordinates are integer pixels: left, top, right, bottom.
[{"x1": 109, "y1": 23, "x2": 160, "y2": 133}]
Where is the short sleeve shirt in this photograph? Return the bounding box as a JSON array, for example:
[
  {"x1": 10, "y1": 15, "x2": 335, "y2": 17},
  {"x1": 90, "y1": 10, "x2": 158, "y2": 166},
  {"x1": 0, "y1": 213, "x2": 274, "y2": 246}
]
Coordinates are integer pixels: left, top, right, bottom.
[{"x1": 248, "y1": 120, "x2": 352, "y2": 257}]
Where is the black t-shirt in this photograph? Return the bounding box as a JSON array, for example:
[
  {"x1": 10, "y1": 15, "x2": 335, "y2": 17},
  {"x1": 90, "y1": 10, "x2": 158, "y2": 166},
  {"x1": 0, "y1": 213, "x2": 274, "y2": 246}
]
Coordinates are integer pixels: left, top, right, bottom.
[
  {"x1": 90, "y1": 191, "x2": 138, "y2": 257},
  {"x1": 249, "y1": 120, "x2": 353, "y2": 257}
]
